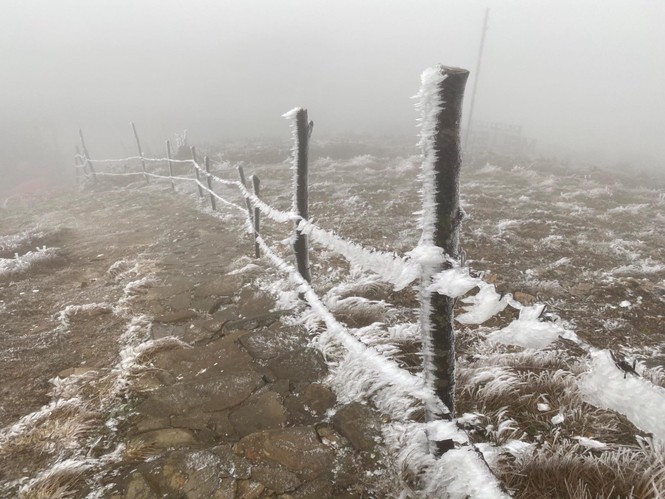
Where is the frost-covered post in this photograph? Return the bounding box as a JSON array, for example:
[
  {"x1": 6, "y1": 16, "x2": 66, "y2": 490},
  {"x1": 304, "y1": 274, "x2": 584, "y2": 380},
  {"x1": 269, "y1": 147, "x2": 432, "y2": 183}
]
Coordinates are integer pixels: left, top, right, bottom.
[
  {"x1": 284, "y1": 107, "x2": 313, "y2": 284},
  {"x1": 74, "y1": 146, "x2": 83, "y2": 184},
  {"x1": 190, "y1": 146, "x2": 204, "y2": 198},
  {"x1": 251, "y1": 175, "x2": 261, "y2": 258},
  {"x1": 130, "y1": 122, "x2": 148, "y2": 183},
  {"x1": 166, "y1": 140, "x2": 175, "y2": 191},
  {"x1": 416, "y1": 66, "x2": 469, "y2": 441},
  {"x1": 237, "y1": 165, "x2": 254, "y2": 223},
  {"x1": 78, "y1": 129, "x2": 97, "y2": 183},
  {"x1": 204, "y1": 155, "x2": 216, "y2": 210}
]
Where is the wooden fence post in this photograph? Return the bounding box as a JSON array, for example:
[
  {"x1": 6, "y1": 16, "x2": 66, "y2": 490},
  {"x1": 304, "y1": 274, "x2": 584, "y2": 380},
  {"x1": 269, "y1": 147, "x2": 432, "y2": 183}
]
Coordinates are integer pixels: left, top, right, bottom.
[
  {"x1": 166, "y1": 140, "x2": 175, "y2": 191},
  {"x1": 204, "y1": 155, "x2": 216, "y2": 210},
  {"x1": 292, "y1": 108, "x2": 313, "y2": 284},
  {"x1": 74, "y1": 146, "x2": 82, "y2": 184},
  {"x1": 190, "y1": 146, "x2": 204, "y2": 198},
  {"x1": 130, "y1": 122, "x2": 149, "y2": 183},
  {"x1": 78, "y1": 129, "x2": 97, "y2": 183},
  {"x1": 237, "y1": 165, "x2": 254, "y2": 223},
  {"x1": 251, "y1": 175, "x2": 261, "y2": 258},
  {"x1": 418, "y1": 66, "x2": 469, "y2": 452}
]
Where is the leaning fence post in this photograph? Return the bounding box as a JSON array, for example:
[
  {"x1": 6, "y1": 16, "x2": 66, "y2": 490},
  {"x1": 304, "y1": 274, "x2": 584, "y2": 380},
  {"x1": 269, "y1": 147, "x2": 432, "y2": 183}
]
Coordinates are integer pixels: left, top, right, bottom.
[
  {"x1": 251, "y1": 175, "x2": 261, "y2": 258},
  {"x1": 237, "y1": 165, "x2": 254, "y2": 223},
  {"x1": 130, "y1": 122, "x2": 149, "y2": 183},
  {"x1": 291, "y1": 108, "x2": 313, "y2": 284},
  {"x1": 166, "y1": 140, "x2": 175, "y2": 191},
  {"x1": 78, "y1": 129, "x2": 97, "y2": 183},
  {"x1": 417, "y1": 66, "x2": 469, "y2": 453},
  {"x1": 204, "y1": 155, "x2": 216, "y2": 210},
  {"x1": 190, "y1": 146, "x2": 204, "y2": 198}
]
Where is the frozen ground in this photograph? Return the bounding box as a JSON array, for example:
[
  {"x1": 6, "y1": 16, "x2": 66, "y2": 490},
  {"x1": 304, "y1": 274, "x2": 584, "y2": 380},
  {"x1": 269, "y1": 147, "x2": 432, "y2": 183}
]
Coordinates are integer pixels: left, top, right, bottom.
[{"x1": 1, "y1": 144, "x2": 664, "y2": 497}]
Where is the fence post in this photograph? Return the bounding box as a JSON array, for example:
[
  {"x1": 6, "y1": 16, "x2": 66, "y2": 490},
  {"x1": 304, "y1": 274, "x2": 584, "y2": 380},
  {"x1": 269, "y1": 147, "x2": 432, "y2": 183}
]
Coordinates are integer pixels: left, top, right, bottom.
[
  {"x1": 237, "y1": 165, "x2": 254, "y2": 223},
  {"x1": 417, "y1": 66, "x2": 469, "y2": 453},
  {"x1": 166, "y1": 140, "x2": 175, "y2": 191},
  {"x1": 204, "y1": 155, "x2": 216, "y2": 210},
  {"x1": 292, "y1": 108, "x2": 313, "y2": 284},
  {"x1": 251, "y1": 175, "x2": 261, "y2": 258},
  {"x1": 78, "y1": 129, "x2": 97, "y2": 183},
  {"x1": 74, "y1": 146, "x2": 82, "y2": 184},
  {"x1": 130, "y1": 122, "x2": 149, "y2": 183},
  {"x1": 190, "y1": 146, "x2": 204, "y2": 198}
]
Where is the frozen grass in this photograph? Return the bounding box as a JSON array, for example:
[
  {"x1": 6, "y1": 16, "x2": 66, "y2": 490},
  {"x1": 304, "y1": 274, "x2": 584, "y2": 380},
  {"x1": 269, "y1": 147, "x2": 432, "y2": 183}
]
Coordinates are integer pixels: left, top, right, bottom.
[
  {"x1": 0, "y1": 256, "x2": 190, "y2": 497},
  {"x1": 0, "y1": 247, "x2": 61, "y2": 282}
]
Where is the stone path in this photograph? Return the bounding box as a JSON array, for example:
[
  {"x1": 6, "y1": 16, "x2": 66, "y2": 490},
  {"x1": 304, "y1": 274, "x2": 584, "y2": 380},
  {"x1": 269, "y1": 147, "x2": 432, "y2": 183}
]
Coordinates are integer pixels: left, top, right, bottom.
[
  {"x1": 104, "y1": 190, "x2": 395, "y2": 498},
  {"x1": 0, "y1": 188, "x2": 396, "y2": 497}
]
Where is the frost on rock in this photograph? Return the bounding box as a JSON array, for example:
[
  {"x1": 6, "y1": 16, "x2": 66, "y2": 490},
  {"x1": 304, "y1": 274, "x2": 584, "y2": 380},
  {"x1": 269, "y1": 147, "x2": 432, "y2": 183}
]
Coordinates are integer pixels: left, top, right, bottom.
[
  {"x1": 579, "y1": 349, "x2": 665, "y2": 441},
  {"x1": 487, "y1": 304, "x2": 569, "y2": 349}
]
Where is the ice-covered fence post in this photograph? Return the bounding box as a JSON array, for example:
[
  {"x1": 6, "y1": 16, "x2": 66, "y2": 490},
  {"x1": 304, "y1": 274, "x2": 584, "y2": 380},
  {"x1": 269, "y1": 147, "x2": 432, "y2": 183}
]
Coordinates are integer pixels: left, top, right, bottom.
[
  {"x1": 416, "y1": 66, "x2": 469, "y2": 448},
  {"x1": 78, "y1": 129, "x2": 97, "y2": 183},
  {"x1": 251, "y1": 175, "x2": 261, "y2": 258},
  {"x1": 285, "y1": 108, "x2": 313, "y2": 284},
  {"x1": 204, "y1": 155, "x2": 216, "y2": 210},
  {"x1": 190, "y1": 146, "x2": 204, "y2": 198},
  {"x1": 74, "y1": 146, "x2": 83, "y2": 184},
  {"x1": 166, "y1": 140, "x2": 175, "y2": 191},
  {"x1": 237, "y1": 165, "x2": 254, "y2": 222},
  {"x1": 130, "y1": 122, "x2": 148, "y2": 184}
]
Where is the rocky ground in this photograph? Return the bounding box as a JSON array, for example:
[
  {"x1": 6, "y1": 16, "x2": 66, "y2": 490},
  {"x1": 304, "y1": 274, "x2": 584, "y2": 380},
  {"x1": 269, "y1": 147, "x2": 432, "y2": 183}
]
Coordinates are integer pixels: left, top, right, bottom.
[{"x1": 0, "y1": 187, "x2": 396, "y2": 498}]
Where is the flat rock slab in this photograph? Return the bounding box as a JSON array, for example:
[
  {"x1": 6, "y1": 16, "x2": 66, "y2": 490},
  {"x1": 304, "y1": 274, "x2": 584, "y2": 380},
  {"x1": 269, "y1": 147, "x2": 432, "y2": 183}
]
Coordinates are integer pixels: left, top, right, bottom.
[
  {"x1": 138, "y1": 370, "x2": 264, "y2": 416},
  {"x1": 150, "y1": 332, "x2": 253, "y2": 380},
  {"x1": 265, "y1": 349, "x2": 327, "y2": 382},
  {"x1": 229, "y1": 391, "x2": 287, "y2": 437},
  {"x1": 234, "y1": 427, "x2": 335, "y2": 481},
  {"x1": 332, "y1": 402, "x2": 383, "y2": 451},
  {"x1": 239, "y1": 327, "x2": 301, "y2": 360}
]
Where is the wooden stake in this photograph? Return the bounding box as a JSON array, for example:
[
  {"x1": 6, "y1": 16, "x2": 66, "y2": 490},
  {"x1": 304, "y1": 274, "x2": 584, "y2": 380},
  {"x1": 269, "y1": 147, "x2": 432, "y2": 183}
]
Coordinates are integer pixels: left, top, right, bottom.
[
  {"x1": 130, "y1": 122, "x2": 148, "y2": 183},
  {"x1": 166, "y1": 140, "x2": 175, "y2": 191},
  {"x1": 190, "y1": 146, "x2": 204, "y2": 198},
  {"x1": 421, "y1": 66, "x2": 469, "y2": 436},
  {"x1": 293, "y1": 108, "x2": 313, "y2": 284},
  {"x1": 251, "y1": 175, "x2": 261, "y2": 258},
  {"x1": 204, "y1": 155, "x2": 216, "y2": 210},
  {"x1": 78, "y1": 129, "x2": 97, "y2": 183},
  {"x1": 74, "y1": 146, "x2": 82, "y2": 184},
  {"x1": 237, "y1": 165, "x2": 254, "y2": 223}
]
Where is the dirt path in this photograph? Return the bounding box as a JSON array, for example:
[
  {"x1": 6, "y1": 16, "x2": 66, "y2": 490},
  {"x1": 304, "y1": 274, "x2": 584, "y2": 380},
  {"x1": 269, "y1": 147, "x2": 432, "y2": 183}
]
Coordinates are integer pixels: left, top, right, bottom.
[{"x1": 0, "y1": 187, "x2": 395, "y2": 498}]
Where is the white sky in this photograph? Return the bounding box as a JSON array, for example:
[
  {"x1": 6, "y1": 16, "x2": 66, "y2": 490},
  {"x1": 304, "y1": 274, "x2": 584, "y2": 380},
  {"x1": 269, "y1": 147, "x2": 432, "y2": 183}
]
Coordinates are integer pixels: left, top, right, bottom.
[{"x1": 2, "y1": 0, "x2": 664, "y2": 168}]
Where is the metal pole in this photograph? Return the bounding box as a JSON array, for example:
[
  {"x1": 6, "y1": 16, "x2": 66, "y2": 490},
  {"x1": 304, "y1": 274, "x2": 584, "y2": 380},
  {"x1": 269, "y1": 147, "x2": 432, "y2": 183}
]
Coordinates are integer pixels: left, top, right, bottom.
[
  {"x1": 463, "y1": 8, "x2": 489, "y2": 150},
  {"x1": 130, "y1": 122, "x2": 149, "y2": 183}
]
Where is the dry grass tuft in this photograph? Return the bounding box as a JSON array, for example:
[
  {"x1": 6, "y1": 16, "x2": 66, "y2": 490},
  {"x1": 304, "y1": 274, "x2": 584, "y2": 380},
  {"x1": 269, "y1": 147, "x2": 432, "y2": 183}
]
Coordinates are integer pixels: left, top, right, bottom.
[
  {"x1": 328, "y1": 296, "x2": 395, "y2": 328},
  {"x1": 502, "y1": 439, "x2": 665, "y2": 499},
  {"x1": 122, "y1": 440, "x2": 159, "y2": 461}
]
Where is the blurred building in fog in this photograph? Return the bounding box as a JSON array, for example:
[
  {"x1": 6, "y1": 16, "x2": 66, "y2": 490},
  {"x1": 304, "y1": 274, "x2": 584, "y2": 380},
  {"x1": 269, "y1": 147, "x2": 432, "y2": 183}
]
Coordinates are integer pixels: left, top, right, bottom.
[{"x1": 465, "y1": 121, "x2": 537, "y2": 157}]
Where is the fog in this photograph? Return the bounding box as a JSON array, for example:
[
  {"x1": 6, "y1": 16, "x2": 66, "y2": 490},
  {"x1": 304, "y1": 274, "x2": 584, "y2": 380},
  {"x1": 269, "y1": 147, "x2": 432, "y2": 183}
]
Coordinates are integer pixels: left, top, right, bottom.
[{"x1": 2, "y1": 0, "x2": 664, "y2": 195}]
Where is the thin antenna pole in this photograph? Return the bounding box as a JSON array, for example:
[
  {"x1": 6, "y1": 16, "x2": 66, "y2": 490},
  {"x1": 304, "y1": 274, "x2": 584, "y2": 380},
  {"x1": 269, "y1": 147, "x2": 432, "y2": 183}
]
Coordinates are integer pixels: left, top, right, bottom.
[{"x1": 464, "y1": 8, "x2": 489, "y2": 150}]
